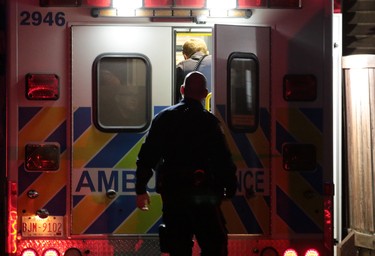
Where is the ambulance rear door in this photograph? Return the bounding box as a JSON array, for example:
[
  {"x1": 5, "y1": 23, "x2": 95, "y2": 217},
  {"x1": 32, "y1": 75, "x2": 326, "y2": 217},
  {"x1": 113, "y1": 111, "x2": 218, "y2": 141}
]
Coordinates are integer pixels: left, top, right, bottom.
[
  {"x1": 71, "y1": 25, "x2": 172, "y2": 235},
  {"x1": 213, "y1": 24, "x2": 271, "y2": 235}
]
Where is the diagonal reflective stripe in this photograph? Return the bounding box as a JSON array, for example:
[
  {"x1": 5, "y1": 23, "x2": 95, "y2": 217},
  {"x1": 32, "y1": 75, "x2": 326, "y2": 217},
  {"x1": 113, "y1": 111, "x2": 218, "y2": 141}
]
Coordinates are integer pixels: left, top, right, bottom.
[
  {"x1": 114, "y1": 195, "x2": 162, "y2": 234},
  {"x1": 221, "y1": 200, "x2": 248, "y2": 233},
  {"x1": 247, "y1": 129, "x2": 270, "y2": 168},
  {"x1": 72, "y1": 194, "x2": 113, "y2": 234},
  {"x1": 18, "y1": 151, "x2": 69, "y2": 215},
  {"x1": 115, "y1": 137, "x2": 145, "y2": 169},
  {"x1": 276, "y1": 186, "x2": 322, "y2": 233},
  {"x1": 18, "y1": 107, "x2": 66, "y2": 159},
  {"x1": 73, "y1": 125, "x2": 115, "y2": 168},
  {"x1": 247, "y1": 195, "x2": 270, "y2": 234},
  {"x1": 276, "y1": 108, "x2": 323, "y2": 163},
  {"x1": 275, "y1": 158, "x2": 324, "y2": 230}
]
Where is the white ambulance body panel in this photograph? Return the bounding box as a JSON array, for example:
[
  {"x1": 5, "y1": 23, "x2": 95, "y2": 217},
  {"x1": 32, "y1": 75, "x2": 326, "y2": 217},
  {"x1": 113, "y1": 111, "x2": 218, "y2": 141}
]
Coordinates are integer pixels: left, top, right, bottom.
[{"x1": 72, "y1": 25, "x2": 172, "y2": 106}]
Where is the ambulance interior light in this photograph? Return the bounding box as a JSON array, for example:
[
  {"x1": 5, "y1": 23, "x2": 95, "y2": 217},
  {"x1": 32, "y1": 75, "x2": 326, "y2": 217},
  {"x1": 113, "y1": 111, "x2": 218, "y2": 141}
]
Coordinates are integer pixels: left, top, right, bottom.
[
  {"x1": 112, "y1": 0, "x2": 142, "y2": 16},
  {"x1": 207, "y1": 0, "x2": 236, "y2": 9}
]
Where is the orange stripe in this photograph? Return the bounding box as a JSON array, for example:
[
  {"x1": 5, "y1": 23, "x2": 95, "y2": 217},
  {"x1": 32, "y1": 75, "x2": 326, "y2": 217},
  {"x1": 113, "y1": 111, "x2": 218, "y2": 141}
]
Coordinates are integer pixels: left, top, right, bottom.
[
  {"x1": 274, "y1": 158, "x2": 323, "y2": 229},
  {"x1": 221, "y1": 200, "x2": 247, "y2": 233},
  {"x1": 247, "y1": 129, "x2": 270, "y2": 168},
  {"x1": 18, "y1": 151, "x2": 68, "y2": 215},
  {"x1": 73, "y1": 126, "x2": 115, "y2": 168},
  {"x1": 18, "y1": 107, "x2": 66, "y2": 159},
  {"x1": 114, "y1": 194, "x2": 162, "y2": 234},
  {"x1": 72, "y1": 194, "x2": 113, "y2": 234},
  {"x1": 276, "y1": 108, "x2": 323, "y2": 163}
]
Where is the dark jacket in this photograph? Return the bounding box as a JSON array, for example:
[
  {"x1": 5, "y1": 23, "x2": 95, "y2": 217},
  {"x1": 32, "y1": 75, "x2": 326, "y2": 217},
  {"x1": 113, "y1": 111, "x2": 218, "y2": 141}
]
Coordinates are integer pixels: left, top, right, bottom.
[
  {"x1": 135, "y1": 98, "x2": 237, "y2": 199},
  {"x1": 175, "y1": 52, "x2": 212, "y2": 103}
]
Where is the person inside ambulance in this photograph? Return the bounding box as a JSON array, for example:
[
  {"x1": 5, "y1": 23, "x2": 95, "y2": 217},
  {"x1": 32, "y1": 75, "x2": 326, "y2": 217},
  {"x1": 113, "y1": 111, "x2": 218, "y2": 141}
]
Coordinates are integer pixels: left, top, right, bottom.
[
  {"x1": 98, "y1": 69, "x2": 145, "y2": 128},
  {"x1": 135, "y1": 71, "x2": 237, "y2": 256},
  {"x1": 175, "y1": 38, "x2": 212, "y2": 103}
]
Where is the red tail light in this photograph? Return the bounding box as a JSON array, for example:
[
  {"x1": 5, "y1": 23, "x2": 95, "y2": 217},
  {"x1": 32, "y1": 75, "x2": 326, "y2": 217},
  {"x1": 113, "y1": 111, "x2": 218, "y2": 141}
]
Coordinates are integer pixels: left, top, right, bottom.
[
  {"x1": 7, "y1": 182, "x2": 17, "y2": 255},
  {"x1": 25, "y1": 74, "x2": 59, "y2": 100},
  {"x1": 324, "y1": 183, "x2": 334, "y2": 253}
]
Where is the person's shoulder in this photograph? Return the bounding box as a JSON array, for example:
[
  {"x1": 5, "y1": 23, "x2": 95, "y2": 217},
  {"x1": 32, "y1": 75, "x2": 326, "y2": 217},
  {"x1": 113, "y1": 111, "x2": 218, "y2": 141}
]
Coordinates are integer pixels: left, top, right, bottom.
[
  {"x1": 202, "y1": 109, "x2": 219, "y2": 121},
  {"x1": 157, "y1": 103, "x2": 185, "y2": 116}
]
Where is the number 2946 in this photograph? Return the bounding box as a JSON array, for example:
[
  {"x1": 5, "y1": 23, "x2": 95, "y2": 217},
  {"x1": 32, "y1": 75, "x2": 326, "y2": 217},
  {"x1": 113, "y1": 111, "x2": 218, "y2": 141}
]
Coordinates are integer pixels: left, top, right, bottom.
[{"x1": 20, "y1": 11, "x2": 66, "y2": 26}]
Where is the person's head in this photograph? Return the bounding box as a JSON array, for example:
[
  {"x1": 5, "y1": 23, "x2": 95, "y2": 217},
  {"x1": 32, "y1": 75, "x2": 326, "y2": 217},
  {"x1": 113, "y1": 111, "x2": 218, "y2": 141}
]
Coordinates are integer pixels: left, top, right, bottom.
[
  {"x1": 180, "y1": 71, "x2": 208, "y2": 101},
  {"x1": 182, "y1": 38, "x2": 209, "y2": 59}
]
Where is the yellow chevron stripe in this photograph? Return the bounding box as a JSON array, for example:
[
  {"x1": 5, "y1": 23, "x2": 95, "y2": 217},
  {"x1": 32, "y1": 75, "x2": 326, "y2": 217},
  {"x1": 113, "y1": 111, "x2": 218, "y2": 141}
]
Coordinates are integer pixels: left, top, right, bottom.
[
  {"x1": 221, "y1": 200, "x2": 247, "y2": 233},
  {"x1": 276, "y1": 108, "x2": 323, "y2": 163},
  {"x1": 115, "y1": 137, "x2": 145, "y2": 169},
  {"x1": 18, "y1": 151, "x2": 69, "y2": 215},
  {"x1": 114, "y1": 194, "x2": 162, "y2": 234},
  {"x1": 18, "y1": 107, "x2": 66, "y2": 159},
  {"x1": 274, "y1": 214, "x2": 294, "y2": 235},
  {"x1": 274, "y1": 157, "x2": 323, "y2": 229},
  {"x1": 73, "y1": 125, "x2": 115, "y2": 168},
  {"x1": 214, "y1": 107, "x2": 247, "y2": 169},
  {"x1": 214, "y1": 107, "x2": 271, "y2": 234},
  {"x1": 247, "y1": 129, "x2": 270, "y2": 168},
  {"x1": 72, "y1": 194, "x2": 113, "y2": 234}
]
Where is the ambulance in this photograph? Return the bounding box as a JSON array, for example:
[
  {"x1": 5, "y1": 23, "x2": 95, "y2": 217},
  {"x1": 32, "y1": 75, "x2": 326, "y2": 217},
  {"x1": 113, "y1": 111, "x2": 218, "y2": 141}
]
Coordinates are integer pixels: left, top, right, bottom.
[{"x1": 4, "y1": 0, "x2": 337, "y2": 255}]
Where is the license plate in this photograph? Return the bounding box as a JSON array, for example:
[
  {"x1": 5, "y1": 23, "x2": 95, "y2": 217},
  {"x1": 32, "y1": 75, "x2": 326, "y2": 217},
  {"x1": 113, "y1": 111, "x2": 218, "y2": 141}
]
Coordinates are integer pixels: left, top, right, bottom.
[{"x1": 22, "y1": 216, "x2": 64, "y2": 237}]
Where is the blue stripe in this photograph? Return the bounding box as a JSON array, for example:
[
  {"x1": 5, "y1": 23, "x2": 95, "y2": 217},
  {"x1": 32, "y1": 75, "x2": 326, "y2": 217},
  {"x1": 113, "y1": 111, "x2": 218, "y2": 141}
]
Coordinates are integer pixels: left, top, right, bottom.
[
  {"x1": 73, "y1": 107, "x2": 91, "y2": 141},
  {"x1": 217, "y1": 104, "x2": 264, "y2": 168},
  {"x1": 19, "y1": 107, "x2": 42, "y2": 130},
  {"x1": 18, "y1": 163, "x2": 42, "y2": 195},
  {"x1": 148, "y1": 217, "x2": 163, "y2": 234},
  {"x1": 276, "y1": 121, "x2": 296, "y2": 153},
  {"x1": 300, "y1": 108, "x2": 323, "y2": 133},
  {"x1": 301, "y1": 165, "x2": 323, "y2": 194},
  {"x1": 276, "y1": 186, "x2": 322, "y2": 233},
  {"x1": 231, "y1": 132, "x2": 263, "y2": 168},
  {"x1": 231, "y1": 196, "x2": 263, "y2": 234},
  {"x1": 72, "y1": 195, "x2": 85, "y2": 208},
  {"x1": 276, "y1": 121, "x2": 323, "y2": 194},
  {"x1": 46, "y1": 120, "x2": 67, "y2": 152},
  {"x1": 44, "y1": 186, "x2": 67, "y2": 215},
  {"x1": 260, "y1": 108, "x2": 271, "y2": 141},
  {"x1": 86, "y1": 132, "x2": 145, "y2": 168},
  {"x1": 84, "y1": 195, "x2": 135, "y2": 234}
]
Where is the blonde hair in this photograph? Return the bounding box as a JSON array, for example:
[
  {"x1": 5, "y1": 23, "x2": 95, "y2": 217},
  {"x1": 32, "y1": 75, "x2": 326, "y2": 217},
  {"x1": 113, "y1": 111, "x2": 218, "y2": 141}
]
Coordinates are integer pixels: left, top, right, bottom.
[{"x1": 182, "y1": 38, "x2": 209, "y2": 58}]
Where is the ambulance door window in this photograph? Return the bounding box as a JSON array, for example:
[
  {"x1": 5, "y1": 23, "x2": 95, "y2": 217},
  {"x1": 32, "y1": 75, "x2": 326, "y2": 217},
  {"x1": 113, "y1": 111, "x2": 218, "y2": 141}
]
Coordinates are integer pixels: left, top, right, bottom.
[
  {"x1": 93, "y1": 54, "x2": 151, "y2": 132},
  {"x1": 227, "y1": 52, "x2": 259, "y2": 132},
  {"x1": 174, "y1": 29, "x2": 212, "y2": 104}
]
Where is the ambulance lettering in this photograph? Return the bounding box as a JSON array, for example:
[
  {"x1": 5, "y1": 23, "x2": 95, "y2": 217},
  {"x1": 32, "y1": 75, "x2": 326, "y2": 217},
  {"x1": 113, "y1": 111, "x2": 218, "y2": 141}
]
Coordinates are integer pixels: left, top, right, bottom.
[
  {"x1": 73, "y1": 169, "x2": 156, "y2": 195},
  {"x1": 237, "y1": 169, "x2": 269, "y2": 196}
]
